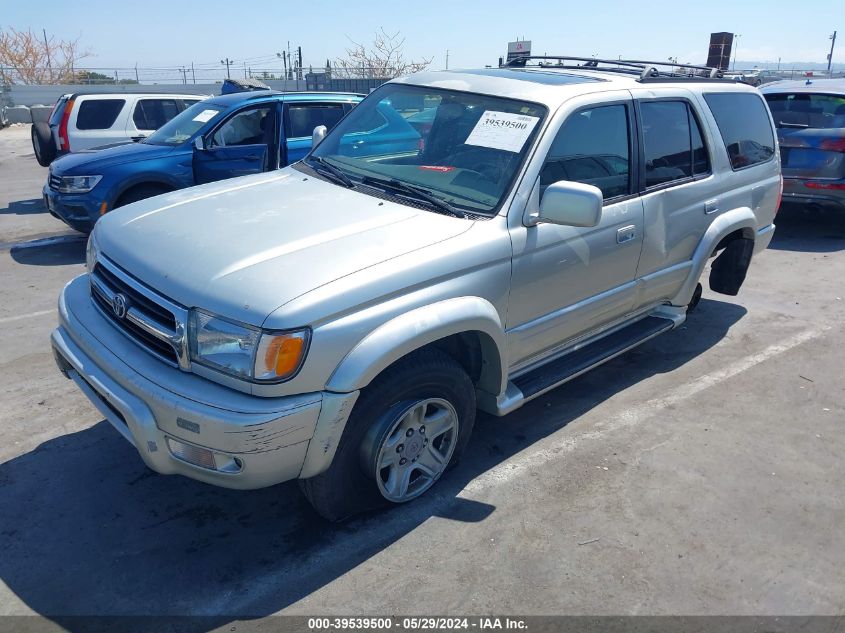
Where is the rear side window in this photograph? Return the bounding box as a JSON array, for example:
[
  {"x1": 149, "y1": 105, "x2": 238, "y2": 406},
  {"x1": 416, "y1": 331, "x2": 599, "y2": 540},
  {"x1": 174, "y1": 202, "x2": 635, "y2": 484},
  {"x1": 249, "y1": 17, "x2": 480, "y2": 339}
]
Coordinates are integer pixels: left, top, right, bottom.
[
  {"x1": 704, "y1": 93, "x2": 775, "y2": 170},
  {"x1": 640, "y1": 100, "x2": 711, "y2": 188},
  {"x1": 540, "y1": 104, "x2": 631, "y2": 200},
  {"x1": 133, "y1": 99, "x2": 180, "y2": 130},
  {"x1": 75, "y1": 99, "x2": 126, "y2": 130},
  {"x1": 286, "y1": 104, "x2": 345, "y2": 138},
  {"x1": 764, "y1": 92, "x2": 845, "y2": 129},
  {"x1": 49, "y1": 96, "x2": 70, "y2": 126}
]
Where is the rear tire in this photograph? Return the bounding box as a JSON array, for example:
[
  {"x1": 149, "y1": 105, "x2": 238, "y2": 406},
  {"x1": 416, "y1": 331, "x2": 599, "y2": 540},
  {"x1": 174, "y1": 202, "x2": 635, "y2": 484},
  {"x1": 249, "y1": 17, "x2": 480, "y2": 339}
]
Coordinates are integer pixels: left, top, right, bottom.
[
  {"x1": 300, "y1": 348, "x2": 476, "y2": 522},
  {"x1": 31, "y1": 123, "x2": 56, "y2": 167}
]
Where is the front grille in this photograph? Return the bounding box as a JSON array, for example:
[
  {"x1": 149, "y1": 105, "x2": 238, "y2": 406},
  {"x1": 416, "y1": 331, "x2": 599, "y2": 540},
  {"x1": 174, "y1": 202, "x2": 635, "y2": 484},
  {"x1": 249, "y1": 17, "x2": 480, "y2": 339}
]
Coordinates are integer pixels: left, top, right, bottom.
[
  {"x1": 49, "y1": 174, "x2": 62, "y2": 191},
  {"x1": 90, "y1": 259, "x2": 183, "y2": 366}
]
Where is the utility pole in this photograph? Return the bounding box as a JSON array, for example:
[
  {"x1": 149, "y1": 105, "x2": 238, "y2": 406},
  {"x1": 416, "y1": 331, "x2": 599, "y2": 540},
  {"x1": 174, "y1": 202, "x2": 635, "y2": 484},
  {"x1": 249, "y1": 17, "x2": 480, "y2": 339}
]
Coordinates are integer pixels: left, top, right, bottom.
[
  {"x1": 297, "y1": 46, "x2": 303, "y2": 80},
  {"x1": 191, "y1": 62, "x2": 195, "y2": 84},
  {"x1": 445, "y1": 49, "x2": 449, "y2": 70},
  {"x1": 42, "y1": 28, "x2": 53, "y2": 81},
  {"x1": 221, "y1": 57, "x2": 232, "y2": 79},
  {"x1": 732, "y1": 34, "x2": 741, "y2": 71},
  {"x1": 134, "y1": 63, "x2": 139, "y2": 83},
  {"x1": 243, "y1": 62, "x2": 247, "y2": 79},
  {"x1": 827, "y1": 31, "x2": 837, "y2": 78}
]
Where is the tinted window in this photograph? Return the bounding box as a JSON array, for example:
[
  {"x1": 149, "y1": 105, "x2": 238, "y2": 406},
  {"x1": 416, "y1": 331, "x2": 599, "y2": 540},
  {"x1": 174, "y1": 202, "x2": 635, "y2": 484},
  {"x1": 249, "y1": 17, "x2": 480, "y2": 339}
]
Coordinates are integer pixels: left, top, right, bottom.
[
  {"x1": 764, "y1": 92, "x2": 845, "y2": 129},
  {"x1": 211, "y1": 106, "x2": 273, "y2": 147},
  {"x1": 133, "y1": 99, "x2": 180, "y2": 130},
  {"x1": 704, "y1": 93, "x2": 775, "y2": 169},
  {"x1": 287, "y1": 104, "x2": 345, "y2": 138},
  {"x1": 75, "y1": 99, "x2": 125, "y2": 130},
  {"x1": 540, "y1": 104, "x2": 630, "y2": 200},
  {"x1": 690, "y1": 110, "x2": 710, "y2": 176},
  {"x1": 642, "y1": 101, "x2": 692, "y2": 187}
]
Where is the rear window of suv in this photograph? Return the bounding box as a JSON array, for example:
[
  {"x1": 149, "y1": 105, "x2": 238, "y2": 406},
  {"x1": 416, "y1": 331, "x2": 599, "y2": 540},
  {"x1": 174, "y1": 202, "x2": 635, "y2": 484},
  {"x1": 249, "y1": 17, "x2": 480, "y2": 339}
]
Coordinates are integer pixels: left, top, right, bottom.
[
  {"x1": 76, "y1": 99, "x2": 126, "y2": 130},
  {"x1": 704, "y1": 93, "x2": 775, "y2": 170},
  {"x1": 763, "y1": 92, "x2": 845, "y2": 129}
]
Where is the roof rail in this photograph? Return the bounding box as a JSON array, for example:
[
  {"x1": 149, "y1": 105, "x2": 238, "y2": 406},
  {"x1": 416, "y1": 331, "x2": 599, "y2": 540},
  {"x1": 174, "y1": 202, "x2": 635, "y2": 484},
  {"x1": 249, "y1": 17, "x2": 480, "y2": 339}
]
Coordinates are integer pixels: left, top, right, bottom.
[{"x1": 503, "y1": 55, "x2": 726, "y2": 82}]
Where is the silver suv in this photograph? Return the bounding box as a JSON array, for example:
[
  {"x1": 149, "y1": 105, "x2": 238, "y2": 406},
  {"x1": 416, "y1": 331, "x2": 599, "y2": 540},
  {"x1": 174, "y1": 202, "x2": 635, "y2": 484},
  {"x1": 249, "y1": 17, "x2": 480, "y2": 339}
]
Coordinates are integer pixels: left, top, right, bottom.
[{"x1": 52, "y1": 57, "x2": 781, "y2": 520}]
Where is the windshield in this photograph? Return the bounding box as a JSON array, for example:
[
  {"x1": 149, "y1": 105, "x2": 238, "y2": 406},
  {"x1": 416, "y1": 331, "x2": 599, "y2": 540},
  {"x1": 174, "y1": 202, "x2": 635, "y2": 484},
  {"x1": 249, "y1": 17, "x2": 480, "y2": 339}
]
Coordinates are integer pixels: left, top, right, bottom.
[
  {"x1": 144, "y1": 101, "x2": 224, "y2": 146},
  {"x1": 308, "y1": 84, "x2": 547, "y2": 215},
  {"x1": 764, "y1": 92, "x2": 845, "y2": 129}
]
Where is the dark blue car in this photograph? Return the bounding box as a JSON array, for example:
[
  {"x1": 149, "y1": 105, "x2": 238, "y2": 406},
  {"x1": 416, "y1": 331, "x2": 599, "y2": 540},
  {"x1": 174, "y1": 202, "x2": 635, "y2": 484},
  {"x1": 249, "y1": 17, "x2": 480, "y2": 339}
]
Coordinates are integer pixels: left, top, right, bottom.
[{"x1": 43, "y1": 91, "x2": 369, "y2": 233}]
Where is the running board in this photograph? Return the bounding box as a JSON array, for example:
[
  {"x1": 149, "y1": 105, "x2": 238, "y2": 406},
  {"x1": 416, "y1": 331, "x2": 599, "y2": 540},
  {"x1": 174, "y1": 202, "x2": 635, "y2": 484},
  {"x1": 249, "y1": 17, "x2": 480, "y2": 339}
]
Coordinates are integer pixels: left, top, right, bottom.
[{"x1": 511, "y1": 315, "x2": 676, "y2": 401}]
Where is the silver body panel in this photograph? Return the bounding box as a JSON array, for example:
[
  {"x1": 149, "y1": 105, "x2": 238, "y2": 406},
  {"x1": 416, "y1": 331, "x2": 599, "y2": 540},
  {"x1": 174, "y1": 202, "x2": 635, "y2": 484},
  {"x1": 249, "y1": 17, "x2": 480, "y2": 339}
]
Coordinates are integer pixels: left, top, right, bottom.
[{"x1": 53, "y1": 68, "x2": 780, "y2": 488}]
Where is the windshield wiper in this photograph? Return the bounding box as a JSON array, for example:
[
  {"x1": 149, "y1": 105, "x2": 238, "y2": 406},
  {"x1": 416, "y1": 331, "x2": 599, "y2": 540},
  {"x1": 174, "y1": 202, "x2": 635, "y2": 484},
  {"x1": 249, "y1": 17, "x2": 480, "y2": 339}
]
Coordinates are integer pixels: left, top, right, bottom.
[
  {"x1": 359, "y1": 176, "x2": 465, "y2": 218},
  {"x1": 306, "y1": 156, "x2": 355, "y2": 188}
]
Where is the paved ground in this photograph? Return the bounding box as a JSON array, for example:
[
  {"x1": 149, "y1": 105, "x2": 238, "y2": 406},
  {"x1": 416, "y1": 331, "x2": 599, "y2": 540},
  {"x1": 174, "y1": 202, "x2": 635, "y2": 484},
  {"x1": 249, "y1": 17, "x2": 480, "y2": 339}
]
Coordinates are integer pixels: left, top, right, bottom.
[{"x1": 0, "y1": 124, "x2": 843, "y2": 624}]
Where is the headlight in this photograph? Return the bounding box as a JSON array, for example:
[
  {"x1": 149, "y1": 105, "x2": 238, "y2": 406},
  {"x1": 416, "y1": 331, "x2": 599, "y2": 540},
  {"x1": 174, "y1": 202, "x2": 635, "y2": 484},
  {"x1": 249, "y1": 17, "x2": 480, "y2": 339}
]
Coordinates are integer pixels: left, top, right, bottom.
[
  {"x1": 85, "y1": 228, "x2": 99, "y2": 273},
  {"x1": 55, "y1": 175, "x2": 102, "y2": 193},
  {"x1": 189, "y1": 309, "x2": 309, "y2": 382}
]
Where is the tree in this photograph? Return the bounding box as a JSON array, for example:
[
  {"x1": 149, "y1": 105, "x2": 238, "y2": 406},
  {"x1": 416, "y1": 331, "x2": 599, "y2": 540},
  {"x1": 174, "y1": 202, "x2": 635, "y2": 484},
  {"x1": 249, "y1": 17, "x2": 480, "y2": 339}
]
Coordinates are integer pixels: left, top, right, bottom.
[
  {"x1": 334, "y1": 29, "x2": 432, "y2": 79},
  {"x1": 0, "y1": 27, "x2": 90, "y2": 84}
]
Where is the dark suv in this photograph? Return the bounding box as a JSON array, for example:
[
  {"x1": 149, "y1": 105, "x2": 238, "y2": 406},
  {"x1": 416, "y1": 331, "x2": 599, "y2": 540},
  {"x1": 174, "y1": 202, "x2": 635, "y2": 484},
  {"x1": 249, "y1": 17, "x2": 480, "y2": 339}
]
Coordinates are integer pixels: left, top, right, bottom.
[{"x1": 762, "y1": 79, "x2": 845, "y2": 211}]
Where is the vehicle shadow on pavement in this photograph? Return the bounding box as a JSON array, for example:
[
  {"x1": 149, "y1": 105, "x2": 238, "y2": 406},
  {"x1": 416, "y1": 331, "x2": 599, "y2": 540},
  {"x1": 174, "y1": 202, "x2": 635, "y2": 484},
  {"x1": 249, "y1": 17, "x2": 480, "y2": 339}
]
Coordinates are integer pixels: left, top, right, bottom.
[
  {"x1": 0, "y1": 298, "x2": 745, "y2": 626},
  {"x1": 768, "y1": 204, "x2": 845, "y2": 253},
  {"x1": 0, "y1": 198, "x2": 46, "y2": 216},
  {"x1": 9, "y1": 237, "x2": 86, "y2": 266}
]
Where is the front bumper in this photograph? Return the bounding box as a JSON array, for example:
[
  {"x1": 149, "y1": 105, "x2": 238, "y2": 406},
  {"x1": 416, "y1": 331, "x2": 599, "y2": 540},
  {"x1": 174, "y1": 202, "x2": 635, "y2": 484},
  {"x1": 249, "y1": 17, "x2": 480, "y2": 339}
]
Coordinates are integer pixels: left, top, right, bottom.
[
  {"x1": 43, "y1": 184, "x2": 102, "y2": 234},
  {"x1": 51, "y1": 274, "x2": 344, "y2": 489}
]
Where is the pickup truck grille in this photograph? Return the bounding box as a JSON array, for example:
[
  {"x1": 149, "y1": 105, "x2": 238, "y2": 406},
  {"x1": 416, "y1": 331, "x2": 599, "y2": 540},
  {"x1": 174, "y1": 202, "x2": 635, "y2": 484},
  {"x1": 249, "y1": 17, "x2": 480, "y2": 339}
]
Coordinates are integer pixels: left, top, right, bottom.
[{"x1": 89, "y1": 257, "x2": 188, "y2": 368}]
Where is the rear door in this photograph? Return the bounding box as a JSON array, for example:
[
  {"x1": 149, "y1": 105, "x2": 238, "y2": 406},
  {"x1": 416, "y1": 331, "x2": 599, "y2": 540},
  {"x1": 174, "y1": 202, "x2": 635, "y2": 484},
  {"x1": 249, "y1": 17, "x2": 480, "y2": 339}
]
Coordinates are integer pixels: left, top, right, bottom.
[
  {"x1": 126, "y1": 97, "x2": 181, "y2": 140},
  {"x1": 628, "y1": 89, "x2": 719, "y2": 308},
  {"x1": 282, "y1": 102, "x2": 346, "y2": 164},
  {"x1": 193, "y1": 103, "x2": 277, "y2": 184}
]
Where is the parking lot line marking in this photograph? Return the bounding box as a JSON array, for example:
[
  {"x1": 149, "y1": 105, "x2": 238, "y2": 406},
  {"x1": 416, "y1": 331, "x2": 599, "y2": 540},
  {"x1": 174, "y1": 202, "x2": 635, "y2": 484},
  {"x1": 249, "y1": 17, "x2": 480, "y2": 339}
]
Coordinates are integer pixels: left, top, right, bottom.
[
  {"x1": 464, "y1": 326, "x2": 829, "y2": 494},
  {"x1": 0, "y1": 309, "x2": 54, "y2": 325}
]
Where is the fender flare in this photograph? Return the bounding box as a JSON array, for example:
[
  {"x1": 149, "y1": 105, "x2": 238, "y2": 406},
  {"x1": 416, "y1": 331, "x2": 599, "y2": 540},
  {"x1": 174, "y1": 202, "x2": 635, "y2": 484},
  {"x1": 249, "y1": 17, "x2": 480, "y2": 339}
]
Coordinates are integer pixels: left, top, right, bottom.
[
  {"x1": 671, "y1": 206, "x2": 758, "y2": 306},
  {"x1": 325, "y1": 296, "x2": 508, "y2": 396}
]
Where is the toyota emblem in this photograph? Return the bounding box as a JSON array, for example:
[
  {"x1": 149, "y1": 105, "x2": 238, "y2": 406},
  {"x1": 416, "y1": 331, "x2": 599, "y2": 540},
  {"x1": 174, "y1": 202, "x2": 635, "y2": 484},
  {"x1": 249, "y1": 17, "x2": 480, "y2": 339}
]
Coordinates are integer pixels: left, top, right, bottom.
[{"x1": 112, "y1": 293, "x2": 128, "y2": 319}]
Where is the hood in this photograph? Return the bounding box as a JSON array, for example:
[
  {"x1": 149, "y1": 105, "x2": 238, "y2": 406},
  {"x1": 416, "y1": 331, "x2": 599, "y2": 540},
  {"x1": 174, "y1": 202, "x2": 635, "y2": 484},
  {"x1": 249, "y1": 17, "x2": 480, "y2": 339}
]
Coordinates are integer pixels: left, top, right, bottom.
[
  {"x1": 96, "y1": 168, "x2": 473, "y2": 326},
  {"x1": 52, "y1": 142, "x2": 178, "y2": 174}
]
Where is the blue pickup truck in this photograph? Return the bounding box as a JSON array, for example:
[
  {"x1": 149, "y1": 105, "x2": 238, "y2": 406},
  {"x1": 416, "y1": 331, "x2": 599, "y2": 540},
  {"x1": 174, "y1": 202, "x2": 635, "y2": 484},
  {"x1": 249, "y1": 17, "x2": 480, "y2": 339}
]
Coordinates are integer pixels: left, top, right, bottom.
[{"x1": 43, "y1": 91, "x2": 367, "y2": 233}]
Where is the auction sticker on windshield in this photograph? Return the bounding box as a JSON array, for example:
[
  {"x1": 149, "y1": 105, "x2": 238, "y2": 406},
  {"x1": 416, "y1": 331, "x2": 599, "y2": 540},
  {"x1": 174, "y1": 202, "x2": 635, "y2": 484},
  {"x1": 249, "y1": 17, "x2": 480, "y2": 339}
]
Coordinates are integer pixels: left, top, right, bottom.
[
  {"x1": 465, "y1": 111, "x2": 540, "y2": 153},
  {"x1": 192, "y1": 109, "x2": 219, "y2": 123}
]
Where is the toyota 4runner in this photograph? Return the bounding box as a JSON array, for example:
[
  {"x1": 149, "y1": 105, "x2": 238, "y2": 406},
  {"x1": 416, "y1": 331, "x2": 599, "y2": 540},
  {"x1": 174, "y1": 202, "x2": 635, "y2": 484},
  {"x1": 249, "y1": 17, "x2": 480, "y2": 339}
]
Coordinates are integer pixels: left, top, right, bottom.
[{"x1": 52, "y1": 57, "x2": 781, "y2": 520}]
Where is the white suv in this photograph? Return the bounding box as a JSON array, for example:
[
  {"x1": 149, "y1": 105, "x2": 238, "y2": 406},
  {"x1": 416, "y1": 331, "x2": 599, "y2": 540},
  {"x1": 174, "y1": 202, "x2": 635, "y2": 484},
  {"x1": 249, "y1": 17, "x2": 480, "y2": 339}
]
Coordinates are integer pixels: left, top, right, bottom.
[{"x1": 31, "y1": 92, "x2": 208, "y2": 166}]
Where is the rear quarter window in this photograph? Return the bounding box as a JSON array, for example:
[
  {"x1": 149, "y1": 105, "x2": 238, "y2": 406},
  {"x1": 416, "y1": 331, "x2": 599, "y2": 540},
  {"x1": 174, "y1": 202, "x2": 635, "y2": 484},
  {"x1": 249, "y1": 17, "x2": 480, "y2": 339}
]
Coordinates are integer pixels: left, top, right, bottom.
[
  {"x1": 75, "y1": 99, "x2": 126, "y2": 130},
  {"x1": 704, "y1": 93, "x2": 775, "y2": 170}
]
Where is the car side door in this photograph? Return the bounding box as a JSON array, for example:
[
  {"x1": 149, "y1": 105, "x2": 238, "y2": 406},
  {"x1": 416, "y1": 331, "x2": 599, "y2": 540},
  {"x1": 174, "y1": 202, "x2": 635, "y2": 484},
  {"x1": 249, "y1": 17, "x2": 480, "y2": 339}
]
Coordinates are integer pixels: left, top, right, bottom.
[
  {"x1": 193, "y1": 103, "x2": 278, "y2": 185},
  {"x1": 126, "y1": 97, "x2": 181, "y2": 141},
  {"x1": 628, "y1": 89, "x2": 719, "y2": 309},
  {"x1": 507, "y1": 93, "x2": 645, "y2": 368}
]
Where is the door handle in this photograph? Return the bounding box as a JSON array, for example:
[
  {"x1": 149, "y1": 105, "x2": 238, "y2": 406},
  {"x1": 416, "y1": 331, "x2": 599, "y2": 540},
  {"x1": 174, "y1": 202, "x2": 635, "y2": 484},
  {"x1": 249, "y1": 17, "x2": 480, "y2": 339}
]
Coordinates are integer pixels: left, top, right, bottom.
[
  {"x1": 704, "y1": 199, "x2": 720, "y2": 215},
  {"x1": 616, "y1": 225, "x2": 637, "y2": 244}
]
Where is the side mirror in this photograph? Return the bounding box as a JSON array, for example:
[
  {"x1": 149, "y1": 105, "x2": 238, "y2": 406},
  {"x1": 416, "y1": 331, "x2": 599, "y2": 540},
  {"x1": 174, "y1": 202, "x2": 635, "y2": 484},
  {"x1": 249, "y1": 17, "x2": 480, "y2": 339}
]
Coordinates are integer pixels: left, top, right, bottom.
[
  {"x1": 312, "y1": 125, "x2": 327, "y2": 147},
  {"x1": 193, "y1": 136, "x2": 206, "y2": 151},
  {"x1": 537, "y1": 180, "x2": 603, "y2": 227}
]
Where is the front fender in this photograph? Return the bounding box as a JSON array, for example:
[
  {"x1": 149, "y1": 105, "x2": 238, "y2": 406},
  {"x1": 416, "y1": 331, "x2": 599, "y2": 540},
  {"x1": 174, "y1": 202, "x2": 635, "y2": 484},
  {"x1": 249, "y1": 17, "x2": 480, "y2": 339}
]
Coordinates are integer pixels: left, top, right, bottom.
[
  {"x1": 671, "y1": 206, "x2": 759, "y2": 306},
  {"x1": 325, "y1": 296, "x2": 508, "y2": 396}
]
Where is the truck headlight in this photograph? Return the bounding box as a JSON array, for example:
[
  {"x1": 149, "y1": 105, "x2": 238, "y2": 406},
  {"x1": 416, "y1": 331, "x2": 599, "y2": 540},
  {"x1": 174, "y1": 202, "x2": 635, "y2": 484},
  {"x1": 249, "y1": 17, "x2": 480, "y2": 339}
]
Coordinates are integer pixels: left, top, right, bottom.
[
  {"x1": 188, "y1": 309, "x2": 309, "y2": 382},
  {"x1": 85, "y1": 229, "x2": 100, "y2": 273},
  {"x1": 55, "y1": 175, "x2": 102, "y2": 193}
]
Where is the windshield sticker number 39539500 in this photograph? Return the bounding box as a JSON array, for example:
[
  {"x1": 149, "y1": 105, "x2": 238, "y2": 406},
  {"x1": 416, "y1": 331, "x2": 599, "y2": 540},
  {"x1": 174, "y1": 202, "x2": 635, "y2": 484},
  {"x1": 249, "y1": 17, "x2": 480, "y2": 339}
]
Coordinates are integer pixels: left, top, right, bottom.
[{"x1": 464, "y1": 111, "x2": 540, "y2": 153}]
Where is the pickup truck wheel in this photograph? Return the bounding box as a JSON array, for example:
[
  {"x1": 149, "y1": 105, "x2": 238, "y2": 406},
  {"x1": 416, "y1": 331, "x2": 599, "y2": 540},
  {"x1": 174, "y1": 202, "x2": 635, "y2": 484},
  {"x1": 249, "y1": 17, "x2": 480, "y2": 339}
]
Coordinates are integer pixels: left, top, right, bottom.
[
  {"x1": 31, "y1": 123, "x2": 56, "y2": 167},
  {"x1": 300, "y1": 348, "x2": 476, "y2": 521}
]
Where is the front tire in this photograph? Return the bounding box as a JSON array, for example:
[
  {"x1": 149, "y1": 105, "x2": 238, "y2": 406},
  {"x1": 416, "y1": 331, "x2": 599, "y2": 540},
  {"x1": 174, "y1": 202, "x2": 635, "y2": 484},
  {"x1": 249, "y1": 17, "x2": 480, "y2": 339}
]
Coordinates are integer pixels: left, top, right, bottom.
[{"x1": 300, "y1": 348, "x2": 476, "y2": 521}]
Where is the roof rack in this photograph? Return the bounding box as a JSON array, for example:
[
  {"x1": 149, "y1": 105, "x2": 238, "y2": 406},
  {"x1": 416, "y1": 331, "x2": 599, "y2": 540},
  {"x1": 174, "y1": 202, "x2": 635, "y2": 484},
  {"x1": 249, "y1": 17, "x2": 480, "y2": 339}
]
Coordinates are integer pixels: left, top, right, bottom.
[{"x1": 502, "y1": 55, "x2": 725, "y2": 82}]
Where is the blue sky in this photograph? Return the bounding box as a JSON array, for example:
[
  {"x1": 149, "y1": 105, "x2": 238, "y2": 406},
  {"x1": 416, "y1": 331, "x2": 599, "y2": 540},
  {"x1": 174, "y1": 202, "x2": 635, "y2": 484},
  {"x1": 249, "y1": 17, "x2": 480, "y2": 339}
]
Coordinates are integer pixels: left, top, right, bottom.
[{"x1": 5, "y1": 0, "x2": 843, "y2": 77}]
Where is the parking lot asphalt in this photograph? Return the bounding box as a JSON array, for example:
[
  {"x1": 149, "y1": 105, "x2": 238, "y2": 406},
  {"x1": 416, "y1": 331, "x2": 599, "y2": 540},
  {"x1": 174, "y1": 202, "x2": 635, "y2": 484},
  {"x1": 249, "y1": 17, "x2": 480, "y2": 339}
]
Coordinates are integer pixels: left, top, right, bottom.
[{"x1": 0, "y1": 123, "x2": 844, "y2": 623}]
